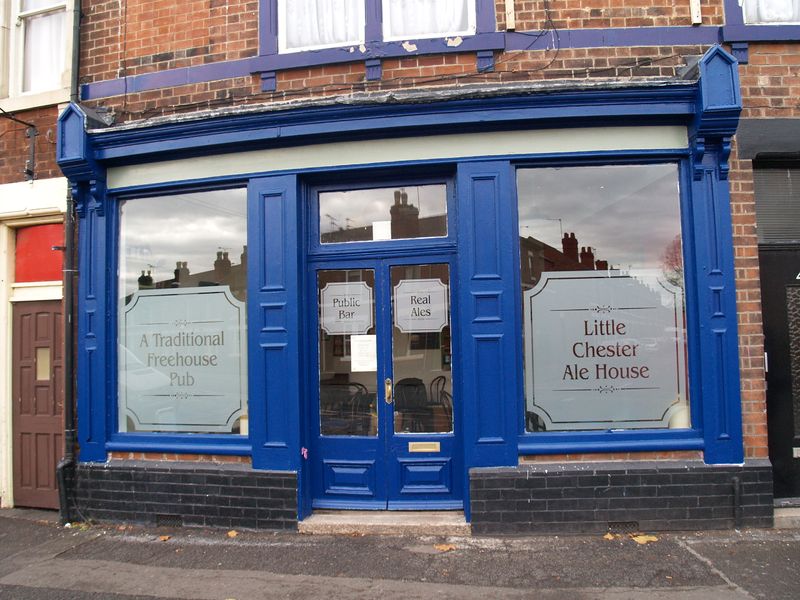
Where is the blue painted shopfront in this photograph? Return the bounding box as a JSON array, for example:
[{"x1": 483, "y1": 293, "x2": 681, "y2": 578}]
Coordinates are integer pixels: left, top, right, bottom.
[{"x1": 58, "y1": 46, "x2": 745, "y2": 521}]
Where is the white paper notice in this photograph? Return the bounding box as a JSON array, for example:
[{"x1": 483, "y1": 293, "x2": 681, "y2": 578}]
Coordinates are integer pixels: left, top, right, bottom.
[
  {"x1": 350, "y1": 334, "x2": 377, "y2": 372},
  {"x1": 373, "y1": 220, "x2": 391, "y2": 241}
]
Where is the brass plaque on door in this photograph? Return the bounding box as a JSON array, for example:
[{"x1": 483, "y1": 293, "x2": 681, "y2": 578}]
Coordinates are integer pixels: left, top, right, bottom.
[{"x1": 408, "y1": 441, "x2": 440, "y2": 453}]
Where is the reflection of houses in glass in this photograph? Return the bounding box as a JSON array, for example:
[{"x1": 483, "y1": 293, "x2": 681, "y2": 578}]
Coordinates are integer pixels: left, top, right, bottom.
[
  {"x1": 135, "y1": 246, "x2": 248, "y2": 301},
  {"x1": 320, "y1": 189, "x2": 447, "y2": 243},
  {"x1": 520, "y1": 232, "x2": 609, "y2": 291}
]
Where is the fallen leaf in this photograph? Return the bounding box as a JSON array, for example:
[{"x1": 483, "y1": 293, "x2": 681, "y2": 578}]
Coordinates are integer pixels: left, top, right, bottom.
[
  {"x1": 603, "y1": 533, "x2": 615, "y2": 540},
  {"x1": 159, "y1": 535, "x2": 171, "y2": 542},
  {"x1": 630, "y1": 534, "x2": 658, "y2": 545},
  {"x1": 433, "y1": 543, "x2": 456, "y2": 552},
  {"x1": 227, "y1": 530, "x2": 238, "y2": 538}
]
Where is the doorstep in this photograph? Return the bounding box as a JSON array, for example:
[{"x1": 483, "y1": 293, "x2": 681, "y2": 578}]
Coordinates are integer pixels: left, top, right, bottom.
[{"x1": 298, "y1": 510, "x2": 471, "y2": 536}]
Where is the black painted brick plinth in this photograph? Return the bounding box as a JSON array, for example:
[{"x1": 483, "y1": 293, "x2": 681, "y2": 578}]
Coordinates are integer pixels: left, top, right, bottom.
[
  {"x1": 72, "y1": 461, "x2": 297, "y2": 530},
  {"x1": 470, "y1": 460, "x2": 773, "y2": 534}
]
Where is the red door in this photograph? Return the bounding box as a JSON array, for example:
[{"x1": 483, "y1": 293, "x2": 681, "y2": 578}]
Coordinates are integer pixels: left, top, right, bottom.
[{"x1": 12, "y1": 300, "x2": 64, "y2": 509}]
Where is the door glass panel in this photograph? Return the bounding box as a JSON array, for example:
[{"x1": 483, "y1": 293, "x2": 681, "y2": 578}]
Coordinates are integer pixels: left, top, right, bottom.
[
  {"x1": 35, "y1": 347, "x2": 50, "y2": 380},
  {"x1": 391, "y1": 264, "x2": 452, "y2": 434},
  {"x1": 319, "y1": 184, "x2": 447, "y2": 243},
  {"x1": 318, "y1": 269, "x2": 378, "y2": 436}
]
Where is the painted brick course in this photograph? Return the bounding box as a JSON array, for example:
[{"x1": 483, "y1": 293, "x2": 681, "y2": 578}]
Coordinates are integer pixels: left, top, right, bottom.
[
  {"x1": 470, "y1": 460, "x2": 773, "y2": 534},
  {"x1": 73, "y1": 461, "x2": 297, "y2": 530}
]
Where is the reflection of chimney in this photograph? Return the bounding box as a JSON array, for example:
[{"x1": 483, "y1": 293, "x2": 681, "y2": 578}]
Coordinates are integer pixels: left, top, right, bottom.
[
  {"x1": 137, "y1": 270, "x2": 154, "y2": 289},
  {"x1": 240, "y1": 245, "x2": 247, "y2": 270},
  {"x1": 214, "y1": 251, "x2": 232, "y2": 278},
  {"x1": 562, "y1": 232, "x2": 578, "y2": 263},
  {"x1": 389, "y1": 188, "x2": 420, "y2": 239},
  {"x1": 580, "y1": 246, "x2": 594, "y2": 269},
  {"x1": 595, "y1": 259, "x2": 608, "y2": 271}
]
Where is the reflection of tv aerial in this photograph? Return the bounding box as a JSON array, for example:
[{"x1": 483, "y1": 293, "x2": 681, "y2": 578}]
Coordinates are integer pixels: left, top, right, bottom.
[
  {"x1": 325, "y1": 214, "x2": 353, "y2": 231},
  {"x1": 521, "y1": 218, "x2": 562, "y2": 238}
]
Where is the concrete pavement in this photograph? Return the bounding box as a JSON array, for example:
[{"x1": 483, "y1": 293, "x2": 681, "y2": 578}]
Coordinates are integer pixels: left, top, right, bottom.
[{"x1": 1, "y1": 508, "x2": 798, "y2": 599}]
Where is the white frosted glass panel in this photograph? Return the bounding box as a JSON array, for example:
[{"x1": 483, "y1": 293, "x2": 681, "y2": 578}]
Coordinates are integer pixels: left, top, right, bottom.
[
  {"x1": 741, "y1": 0, "x2": 800, "y2": 23},
  {"x1": 279, "y1": 0, "x2": 364, "y2": 52},
  {"x1": 383, "y1": 0, "x2": 474, "y2": 39}
]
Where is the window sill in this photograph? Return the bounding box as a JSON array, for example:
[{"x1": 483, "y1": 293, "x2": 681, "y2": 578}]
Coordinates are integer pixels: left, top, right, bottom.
[
  {"x1": 0, "y1": 87, "x2": 70, "y2": 113},
  {"x1": 517, "y1": 429, "x2": 705, "y2": 456},
  {"x1": 251, "y1": 31, "x2": 505, "y2": 73},
  {"x1": 107, "y1": 434, "x2": 252, "y2": 456}
]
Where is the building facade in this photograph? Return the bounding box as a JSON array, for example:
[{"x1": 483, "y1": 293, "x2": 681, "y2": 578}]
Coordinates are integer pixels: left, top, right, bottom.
[
  {"x1": 0, "y1": 0, "x2": 75, "y2": 510},
  {"x1": 55, "y1": 0, "x2": 800, "y2": 531}
]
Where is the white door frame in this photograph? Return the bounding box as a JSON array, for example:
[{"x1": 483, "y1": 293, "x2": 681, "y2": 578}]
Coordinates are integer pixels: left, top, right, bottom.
[{"x1": 0, "y1": 178, "x2": 65, "y2": 508}]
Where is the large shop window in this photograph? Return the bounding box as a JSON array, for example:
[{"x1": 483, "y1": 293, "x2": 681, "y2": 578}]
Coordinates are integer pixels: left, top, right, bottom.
[
  {"x1": 117, "y1": 189, "x2": 248, "y2": 435},
  {"x1": 518, "y1": 164, "x2": 691, "y2": 433},
  {"x1": 278, "y1": 0, "x2": 475, "y2": 53}
]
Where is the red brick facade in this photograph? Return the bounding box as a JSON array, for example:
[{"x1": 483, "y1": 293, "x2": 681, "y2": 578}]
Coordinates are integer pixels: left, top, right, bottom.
[{"x1": 12, "y1": 1, "x2": 786, "y2": 467}]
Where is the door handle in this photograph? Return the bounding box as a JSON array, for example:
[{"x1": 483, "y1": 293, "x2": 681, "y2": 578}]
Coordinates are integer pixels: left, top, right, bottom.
[{"x1": 384, "y1": 378, "x2": 393, "y2": 404}]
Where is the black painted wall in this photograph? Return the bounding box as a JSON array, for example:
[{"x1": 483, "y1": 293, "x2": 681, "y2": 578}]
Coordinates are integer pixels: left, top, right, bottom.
[
  {"x1": 72, "y1": 461, "x2": 297, "y2": 530},
  {"x1": 470, "y1": 460, "x2": 773, "y2": 534}
]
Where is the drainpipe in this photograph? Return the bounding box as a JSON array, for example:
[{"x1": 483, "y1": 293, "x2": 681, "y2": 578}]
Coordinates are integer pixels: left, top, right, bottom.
[{"x1": 56, "y1": 0, "x2": 82, "y2": 524}]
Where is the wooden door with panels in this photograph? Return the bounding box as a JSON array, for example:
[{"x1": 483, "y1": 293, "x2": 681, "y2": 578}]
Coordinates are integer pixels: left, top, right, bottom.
[{"x1": 12, "y1": 300, "x2": 64, "y2": 509}]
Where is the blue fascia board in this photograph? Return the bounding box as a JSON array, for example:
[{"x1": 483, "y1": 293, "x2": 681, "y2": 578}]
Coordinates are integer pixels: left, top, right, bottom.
[
  {"x1": 722, "y1": 24, "x2": 800, "y2": 42},
  {"x1": 86, "y1": 86, "x2": 698, "y2": 164},
  {"x1": 505, "y1": 26, "x2": 721, "y2": 51}
]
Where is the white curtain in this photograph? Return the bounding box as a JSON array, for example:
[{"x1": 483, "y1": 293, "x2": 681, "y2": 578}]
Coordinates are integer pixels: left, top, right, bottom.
[
  {"x1": 281, "y1": 0, "x2": 364, "y2": 52},
  {"x1": 22, "y1": 8, "x2": 66, "y2": 93},
  {"x1": 741, "y1": 0, "x2": 800, "y2": 23},
  {"x1": 383, "y1": 0, "x2": 472, "y2": 39}
]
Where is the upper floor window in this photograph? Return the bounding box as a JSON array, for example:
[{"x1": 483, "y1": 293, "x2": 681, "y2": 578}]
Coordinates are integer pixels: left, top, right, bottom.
[
  {"x1": 1, "y1": 0, "x2": 72, "y2": 110},
  {"x1": 19, "y1": 0, "x2": 67, "y2": 93},
  {"x1": 278, "y1": 0, "x2": 476, "y2": 54},
  {"x1": 741, "y1": 0, "x2": 800, "y2": 24}
]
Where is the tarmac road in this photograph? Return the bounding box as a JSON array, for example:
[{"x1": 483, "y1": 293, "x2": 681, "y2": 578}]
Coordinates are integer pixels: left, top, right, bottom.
[{"x1": 1, "y1": 508, "x2": 798, "y2": 599}]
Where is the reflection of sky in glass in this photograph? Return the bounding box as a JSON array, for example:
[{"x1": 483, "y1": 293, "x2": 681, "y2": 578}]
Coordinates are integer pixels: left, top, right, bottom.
[
  {"x1": 517, "y1": 164, "x2": 681, "y2": 272},
  {"x1": 319, "y1": 184, "x2": 446, "y2": 235},
  {"x1": 119, "y1": 189, "x2": 247, "y2": 300}
]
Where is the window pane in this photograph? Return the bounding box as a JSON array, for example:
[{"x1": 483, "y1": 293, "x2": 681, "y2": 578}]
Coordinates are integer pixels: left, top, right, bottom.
[
  {"x1": 22, "y1": 0, "x2": 64, "y2": 11},
  {"x1": 518, "y1": 164, "x2": 690, "y2": 432},
  {"x1": 391, "y1": 264, "x2": 453, "y2": 434},
  {"x1": 118, "y1": 189, "x2": 248, "y2": 435},
  {"x1": 753, "y1": 166, "x2": 800, "y2": 243},
  {"x1": 383, "y1": 0, "x2": 474, "y2": 39},
  {"x1": 279, "y1": 0, "x2": 364, "y2": 53},
  {"x1": 318, "y1": 269, "x2": 378, "y2": 436},
  {"x1": 742, "y1": 0, "x2": 800, "y2": 24},
  {"x1": 22, "y1": 9, "x2": 66, "y2": 93},
  {"x1": 319, "y1": 185, "x2": 447, "y2": 243}
]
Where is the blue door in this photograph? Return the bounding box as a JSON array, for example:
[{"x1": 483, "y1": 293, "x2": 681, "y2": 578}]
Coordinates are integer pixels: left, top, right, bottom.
[{"x1": 309, "y1": 257, "x2": 462, "y2": 509}]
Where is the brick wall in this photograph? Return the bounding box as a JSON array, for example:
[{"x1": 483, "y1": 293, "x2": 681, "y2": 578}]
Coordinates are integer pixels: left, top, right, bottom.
[
  {"x1": 497, "y1": 0, "x2": 724, "y2": 30},
  {"x1": 0, "y1": 105, "x2": 62, "y2": 185},
  {"x1": 471, "y1": 460, "x2": 773, "y2": 534},
  {"x1": 73, "y1": 461, "x2": 297, "y2": 530},
  {"x1": 80, "y1": 0, "x2": 258, "y2": 82}
]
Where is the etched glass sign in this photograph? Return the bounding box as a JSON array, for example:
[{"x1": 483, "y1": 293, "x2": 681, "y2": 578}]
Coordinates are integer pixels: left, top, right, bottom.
[
  {"x1": 524, "y1": 272, "x2": 687, "y2": 430},
  {"x1": 320, "y1": 281, "x2": 374, "y2": 335},
  {"x1": 119, "y1": 287, "x2": 247, "y2": 433},
  {"x1": 393, "y1": 278, "x2": 449, "y2": 333}
]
